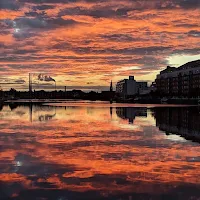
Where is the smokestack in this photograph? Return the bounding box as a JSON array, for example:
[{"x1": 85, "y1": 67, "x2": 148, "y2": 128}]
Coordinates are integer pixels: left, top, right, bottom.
[
  {"x1": 54, "y1": 80, "x2": 56, "y2": 95},
  {"x1": 29, "y1": 73, "x2": 32, "y2": 98},
  {"x1": 65, "y1": 86, "x2": 67, "y2": 99}
]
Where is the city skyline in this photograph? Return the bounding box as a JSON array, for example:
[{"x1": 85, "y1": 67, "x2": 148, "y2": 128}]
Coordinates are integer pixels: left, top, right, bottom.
[
  {"x1": 1, "y1": 59, "x2": 199, "y2": 92},
  {"x1": 0, "y1": 0, "x2": 200, "y2": 90}
]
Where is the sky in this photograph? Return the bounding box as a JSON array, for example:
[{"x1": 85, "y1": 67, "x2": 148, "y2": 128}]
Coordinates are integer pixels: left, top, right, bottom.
[{"x1": 0, "y1": 0, "x2": 200, "y2": 91}]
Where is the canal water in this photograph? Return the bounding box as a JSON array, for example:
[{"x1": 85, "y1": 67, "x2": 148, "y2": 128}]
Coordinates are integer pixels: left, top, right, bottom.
[{"x1": 0, "y1": 102, "x2": 200, "y2": 199}]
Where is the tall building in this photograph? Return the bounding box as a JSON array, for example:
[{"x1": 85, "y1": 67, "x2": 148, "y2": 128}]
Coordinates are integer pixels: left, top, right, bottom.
[
  {"x1": 116, "y1": 76, "x2": 137, "y2": 96},
  {"x1": 116, "y1": 76, "x2": 148, "y2": 97},
  {"x1": 156, "y1": 60, "x2": 200, "y2": 97}
]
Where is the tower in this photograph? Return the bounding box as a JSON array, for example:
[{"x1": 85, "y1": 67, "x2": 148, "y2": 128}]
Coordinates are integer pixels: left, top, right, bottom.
[
  {"x1": 29, "y1": 73, "x2": 32, "y2": 93},
  {"x1": 110, "y1": 80, "x2": 113, "y2": 92}
]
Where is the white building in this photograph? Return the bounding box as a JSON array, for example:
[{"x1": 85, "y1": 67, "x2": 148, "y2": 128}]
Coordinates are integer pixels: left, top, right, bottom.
[{"x1": 116, "y1": 76, "x2": 148, "y2": 96}]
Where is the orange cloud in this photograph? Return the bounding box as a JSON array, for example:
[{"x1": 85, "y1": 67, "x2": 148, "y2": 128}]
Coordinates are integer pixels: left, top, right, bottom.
[{"x1": 0, "y1": 0, "x2": 199, "y2": 90}]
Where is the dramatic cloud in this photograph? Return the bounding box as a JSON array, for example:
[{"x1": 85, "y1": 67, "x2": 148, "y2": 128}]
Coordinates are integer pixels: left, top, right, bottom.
[
  {"x1": 32, "y1": 4, "x2": 55, "y2": 10},
  {"x1": 0, "y1": 0, "x2": 20, "y2": 10},
  {"x1": 0, "y1": 0, "x2": 199, "y2": 90},
  {"x1": 188, "y1": 30, "x2": 200, "y2": 37}
]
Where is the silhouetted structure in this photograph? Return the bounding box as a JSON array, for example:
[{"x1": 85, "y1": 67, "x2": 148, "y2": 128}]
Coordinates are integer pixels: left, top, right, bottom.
[
  {"x1": 29, "y1": 73, "x2": 32, "y2": 95},
  {"x1": 0, "y1": 88, "x2": 116, "y2": 101},
  {"x1": 110, "y1": 80, "x2": 113, "y2": 92},
  {"x1": 156, "y1": 60, "x2": 200, "y2": 97}
]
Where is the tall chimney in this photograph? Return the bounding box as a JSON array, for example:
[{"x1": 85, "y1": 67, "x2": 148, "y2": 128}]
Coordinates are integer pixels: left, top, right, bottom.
[{"x1": 29, "y1": 73, "x2": 32, "y2": 98}]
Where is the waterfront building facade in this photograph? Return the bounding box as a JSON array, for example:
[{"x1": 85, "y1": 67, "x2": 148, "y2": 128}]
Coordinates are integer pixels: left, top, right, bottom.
[
  {"x1": 116, "y1": 76, "x2": 148, "y2": 97},
  {"x1": 156, "y1": 60, "x2": 200, "y2": 97},
  {"x1": 116, "y1": 76, "x2": 137, "y2": 96}
]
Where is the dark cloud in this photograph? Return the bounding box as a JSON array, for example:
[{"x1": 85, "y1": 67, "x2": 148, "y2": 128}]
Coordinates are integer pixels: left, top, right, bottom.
[
  {"x1": 12, "y1": 49, "x2": 40, "y2": 55},
  {"x1": 173, "y1": 22, "x2": 199, "y2": 28},
  {"x1": 58, "y1": 6, "x2": 131, "y2": 18},
  {"x1": 0, "y1": 42, "x2": 6, "y2": 48},
  {"x1": 15, "y1": 17, "x2": 47, "y2": 29},
  {"x1": 72, "y1": 46, "x2": 172, "y2": 55},
  {"x1": 172, "y1": 47, "x2": 200, "y2": 55},
  {"x1": 32, "y1": 4, "x2": 55, "y2": 10},
  {"x1": 100, "y1": 33, "x2": 144, "y2": 42},
  {"x1": 57, "y1": 1, "x2": 200, "y2": 19},
  {"x1": 15, "y1": 79, "x2": 26, "y2": 84},
  {"x1": 13, "y1": 30, "x2": 40, "y2": 40},
  {"x1": 85, "y1": 7, "x2": 130, "y2": 18},
  {"x1": 1, "y1": 19, "x2": 13, "y2": 28},
  {"x1": 64, "y1": 71, "x2": 83, "y2": 76},
  {"x1": 128, "y1": 0, "x2": 200, "y2": 10},
  {"x1": 48, "y1": 17, "x2": 80, "y2": 27},
  {"x1": 18, "y1": 0, "x2": 105, "y2": 3},
  {"x1": 25, "y1": 11, "x2": 47, "y2": 17},
  {"x1": 4, "y1": 17, "x2": 81, "y2": 31},
  {"x1": 17, "y1": 0, "x2": 200, "y2": 10},
  {"x1": 178, "y1": 0, "x2": 200, "y2": 9},
  {"x1": 3, "y1": 17, "x2": 47, "y2": 29},
  {"x1": 188, "y1": 30, "x2": 200, "y2": 37},
  {"x1": 0, "y1": 0, "x2": 20, "y2": 10},
  {"x1": 103, "y1": 56, "x2": 167, "y2": 67},
  {"x1": 0, "y1": 79, "x2": 25, "y2": 84}
]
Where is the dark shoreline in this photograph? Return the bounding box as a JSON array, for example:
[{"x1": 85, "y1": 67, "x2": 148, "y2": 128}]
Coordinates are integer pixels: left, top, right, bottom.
[{"x1": 1, "y1": 99, "x2": 199, "y2": 107}]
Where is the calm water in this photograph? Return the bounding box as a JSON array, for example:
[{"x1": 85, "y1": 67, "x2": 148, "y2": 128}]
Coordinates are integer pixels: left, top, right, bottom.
[{"x1": 0, "y1": 102, "x2": 200, "y2": 200}]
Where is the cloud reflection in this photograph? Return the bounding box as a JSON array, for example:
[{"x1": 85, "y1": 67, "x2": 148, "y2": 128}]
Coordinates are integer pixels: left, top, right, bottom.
[{"x1": 0, "y1": 103, "x2": 200, "y2": 199}]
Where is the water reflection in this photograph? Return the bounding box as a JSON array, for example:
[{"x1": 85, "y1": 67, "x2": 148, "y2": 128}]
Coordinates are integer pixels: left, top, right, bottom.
[
  {"x1": 29, "y1": 104, "x2": 57, "y2": 122},
  {"x1": 0, "y1": 102, "x2": 200, "y2": 200},
  {"x1": 153, "y1": 107, "x2": 200, "y2": 143},
  {"x1": 0, "y1": 104, "x2": 57, "y2": 123},
  {"x1": 116, "y1": 107, "x2": 147, "y2": 124}
]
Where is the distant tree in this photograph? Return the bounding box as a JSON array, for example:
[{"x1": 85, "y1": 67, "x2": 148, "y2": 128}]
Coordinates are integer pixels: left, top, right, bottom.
[
  {"x1": 10, "y1": 88, "x2": 16, "y2": 92},
  {"x1": 0, "y1": 88, "x2": 3, "y2": 97}
]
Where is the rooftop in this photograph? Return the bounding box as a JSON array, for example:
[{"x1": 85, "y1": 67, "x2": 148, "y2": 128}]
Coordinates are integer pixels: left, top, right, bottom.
[{"x1": 160, "y1": 59, "x2": 200, "y2": 74}]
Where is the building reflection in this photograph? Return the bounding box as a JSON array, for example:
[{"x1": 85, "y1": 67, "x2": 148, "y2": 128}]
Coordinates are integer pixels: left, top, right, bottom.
[
  {"x1": 153, "y1": 107, "x2": 200, "y2": 142},
  {"x1": 1, "y1": 103, "x2": 200, "y2": 199},
  {"x1": 116, "y1": 107, "x2": 147, "y2": 123},
  {"x1": 29, "y1": 104, "x2": 57, "y2": 122},
  {"x1": 9, "y1": 103, "x2": 19, "y2": 110},
  {"x1": 0, "y1": 103, "x2": 57, "y2": 123},
  {"x1": 110, "y1": 107, "x2": 113, "y2": 118}
]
